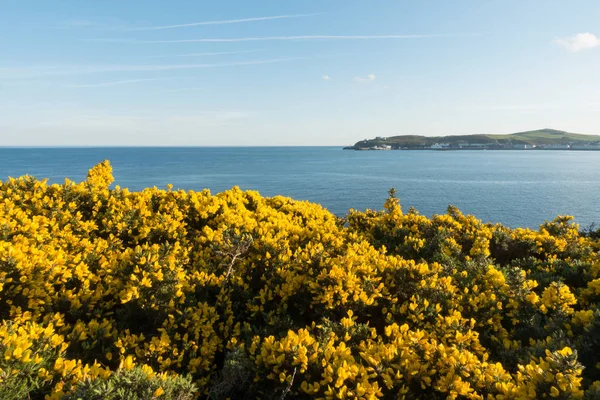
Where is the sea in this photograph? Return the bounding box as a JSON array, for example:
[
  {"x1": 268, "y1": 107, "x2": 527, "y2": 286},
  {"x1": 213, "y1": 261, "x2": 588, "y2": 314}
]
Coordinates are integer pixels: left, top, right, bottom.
[{"x1": 1, "y1": 147, "x2": 599, "y2": 229}]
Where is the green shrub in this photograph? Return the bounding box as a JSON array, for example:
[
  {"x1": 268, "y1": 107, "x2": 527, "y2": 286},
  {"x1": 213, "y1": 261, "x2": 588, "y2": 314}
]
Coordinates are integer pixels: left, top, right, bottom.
[{"x1": 63, "y1": 366, "x2": 197, "y2": 400}]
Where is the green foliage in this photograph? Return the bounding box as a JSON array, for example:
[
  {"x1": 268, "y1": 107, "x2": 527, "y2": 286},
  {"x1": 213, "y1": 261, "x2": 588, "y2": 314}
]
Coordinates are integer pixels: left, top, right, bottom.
[
  {"x1": 208, "y1": 347, "x2": 254, "y2": 400},
  {"x1": 63, "y1": 366, "x2": 197, "y2": 400}
]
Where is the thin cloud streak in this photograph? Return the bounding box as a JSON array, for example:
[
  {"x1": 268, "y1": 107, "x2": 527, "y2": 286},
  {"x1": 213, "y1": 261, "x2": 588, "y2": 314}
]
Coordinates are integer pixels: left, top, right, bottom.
[
  {"x1": 61, "y1": 20, "x2": 102, "y2": 28},
  {"x1": 0, "y1": 58, "x2": 305, "y2": 79},
  {"x1": 57, "y1": 19, "x2": 130, "y2": 32},
  {"x1": 90, "y1": 34, "x2": 465, "y2": 44},
  {"x1": 145, "y1": 49, "x2": 266, "y2": 59},
  {"x1": 1, "y1": 78, "x2": 166, "y2": 89},
  {"x1": 129, "y1": 13, "x2": 319, "y2": 31},
  {"x1": 162, "y1": 87, "x2": 204, "y2": 93},
  {"x1": 68, "y1": 78, "x2": 163, "y2": 88}
]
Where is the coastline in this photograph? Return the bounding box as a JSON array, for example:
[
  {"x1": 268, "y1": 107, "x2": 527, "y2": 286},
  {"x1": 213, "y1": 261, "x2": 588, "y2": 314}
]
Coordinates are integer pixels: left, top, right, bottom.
[{"x1": 343, "y1": 147, "x2": 600, "y2": 151}]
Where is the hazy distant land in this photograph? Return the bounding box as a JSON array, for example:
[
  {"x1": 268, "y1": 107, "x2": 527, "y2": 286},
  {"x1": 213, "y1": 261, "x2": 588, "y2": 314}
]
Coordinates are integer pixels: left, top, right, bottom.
[{"x1": 345, "y1": 129, "x2": 600, "y2": 150}]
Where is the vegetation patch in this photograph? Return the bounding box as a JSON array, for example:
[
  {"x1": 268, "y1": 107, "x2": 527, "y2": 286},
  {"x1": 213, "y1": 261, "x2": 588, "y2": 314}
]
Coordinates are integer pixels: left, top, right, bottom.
[{"x1": 1, "y1": 161, "x2": 600, "y2": 399}]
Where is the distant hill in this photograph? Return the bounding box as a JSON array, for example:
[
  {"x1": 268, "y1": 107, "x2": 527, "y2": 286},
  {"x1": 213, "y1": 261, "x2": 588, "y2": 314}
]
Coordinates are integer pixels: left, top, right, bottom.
[{"x1": 349, "y1": 129, "x2": 600, "y2": 149}]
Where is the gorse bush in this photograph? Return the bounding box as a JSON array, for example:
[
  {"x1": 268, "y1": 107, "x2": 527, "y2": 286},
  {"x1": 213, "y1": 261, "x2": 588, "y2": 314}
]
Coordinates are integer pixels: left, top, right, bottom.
[{"x1": 1, "y1": 160, "x2": 600, "y2": 399}]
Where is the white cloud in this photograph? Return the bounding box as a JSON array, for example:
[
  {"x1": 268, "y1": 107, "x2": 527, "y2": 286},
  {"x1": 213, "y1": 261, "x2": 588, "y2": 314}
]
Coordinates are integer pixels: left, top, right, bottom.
[
  {"x1": 555, "y1": 33, "x2": 600, "y2": 52},
  {"x1": 322, "y1": 75, "x2": 331, "y2": 80},
  {"x1": 354, "y1": 73, "x2": 376, "y2": 83}
]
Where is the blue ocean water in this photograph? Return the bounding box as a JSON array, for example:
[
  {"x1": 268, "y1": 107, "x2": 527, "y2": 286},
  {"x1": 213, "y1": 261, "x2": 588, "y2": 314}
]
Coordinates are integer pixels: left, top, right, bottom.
[{"x1": 1, "y1": 147, "x2": 599, "y2": 229}]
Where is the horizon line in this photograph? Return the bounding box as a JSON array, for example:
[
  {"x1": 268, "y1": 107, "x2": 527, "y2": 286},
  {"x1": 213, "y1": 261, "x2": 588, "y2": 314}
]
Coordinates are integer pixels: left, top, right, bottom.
[{"x1": 0, "y1": 145, "x2": 346, "y2": 149}]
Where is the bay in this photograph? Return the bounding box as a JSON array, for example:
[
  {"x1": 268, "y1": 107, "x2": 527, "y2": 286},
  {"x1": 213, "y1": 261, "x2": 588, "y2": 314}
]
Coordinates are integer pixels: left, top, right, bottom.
[{"x1": 1, "y1": 147, "x2": 599, "y2": 229}]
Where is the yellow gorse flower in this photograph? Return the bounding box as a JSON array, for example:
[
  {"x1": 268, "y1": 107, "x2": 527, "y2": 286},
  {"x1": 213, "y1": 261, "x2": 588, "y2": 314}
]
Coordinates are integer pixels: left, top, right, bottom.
[{"x1": 1, "y1": 161, "x2": 599, "y2": 398}]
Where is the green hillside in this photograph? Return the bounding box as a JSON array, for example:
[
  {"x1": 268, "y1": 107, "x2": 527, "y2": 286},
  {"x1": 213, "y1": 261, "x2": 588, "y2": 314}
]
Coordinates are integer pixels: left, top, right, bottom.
[
  {"x1": 350, "y1": 129, "x2": 600, "y2": 149},
  {"x1": 489, "y1": 129, "x2": 600, "y2": 144}
]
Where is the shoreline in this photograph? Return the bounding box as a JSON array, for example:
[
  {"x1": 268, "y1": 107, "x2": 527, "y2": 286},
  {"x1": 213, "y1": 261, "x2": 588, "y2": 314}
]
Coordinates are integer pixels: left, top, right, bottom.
[{"x1": 343, "y1": 147, "x2": 600, "y2": 151}]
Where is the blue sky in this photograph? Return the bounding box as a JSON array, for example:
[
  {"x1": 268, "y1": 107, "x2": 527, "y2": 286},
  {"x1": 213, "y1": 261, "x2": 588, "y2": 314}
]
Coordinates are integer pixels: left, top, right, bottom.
[{"x1": 1, "y1": 0, "x2": 599, "y2": 146}]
